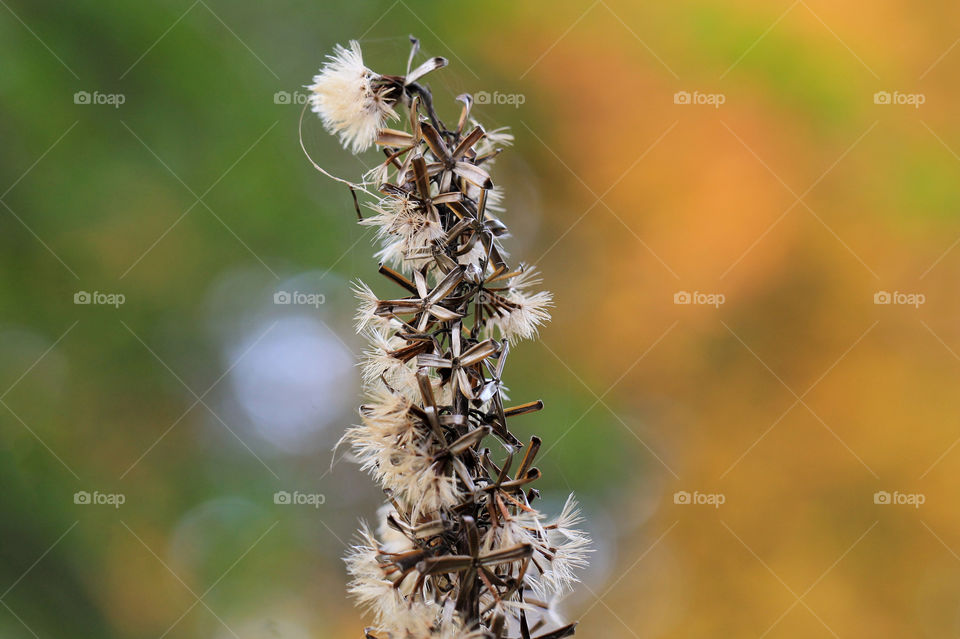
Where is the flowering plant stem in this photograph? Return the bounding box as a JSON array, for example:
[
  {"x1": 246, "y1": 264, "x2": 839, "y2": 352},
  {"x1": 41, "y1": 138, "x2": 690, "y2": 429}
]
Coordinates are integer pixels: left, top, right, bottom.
[{"x1": 306, "y1": 36, "x2": 589, "y2": 639}]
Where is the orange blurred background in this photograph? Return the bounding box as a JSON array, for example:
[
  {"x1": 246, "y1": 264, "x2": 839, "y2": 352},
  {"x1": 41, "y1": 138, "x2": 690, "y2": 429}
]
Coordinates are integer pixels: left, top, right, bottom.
[{"x1": 468, "y1": 1, "x2": 960, "y2": 636}]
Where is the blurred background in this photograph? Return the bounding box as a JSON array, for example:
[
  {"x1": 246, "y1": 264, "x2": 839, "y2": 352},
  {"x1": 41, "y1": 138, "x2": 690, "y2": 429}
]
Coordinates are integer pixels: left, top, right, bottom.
[{"x1": 2, "y1": 0, "x2": 960, "y2": 636}]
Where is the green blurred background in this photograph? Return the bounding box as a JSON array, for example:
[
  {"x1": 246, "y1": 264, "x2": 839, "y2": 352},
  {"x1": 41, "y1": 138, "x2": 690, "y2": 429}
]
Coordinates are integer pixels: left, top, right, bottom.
[{"x1": 3, "y1": 0, "x2": 960, "y2": 636}]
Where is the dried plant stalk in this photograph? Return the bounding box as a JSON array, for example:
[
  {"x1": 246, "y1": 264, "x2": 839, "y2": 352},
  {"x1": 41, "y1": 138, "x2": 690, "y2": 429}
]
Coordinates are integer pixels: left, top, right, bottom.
[{"x1": 305, "y1": 37, "x2": 590, "y2": 639}]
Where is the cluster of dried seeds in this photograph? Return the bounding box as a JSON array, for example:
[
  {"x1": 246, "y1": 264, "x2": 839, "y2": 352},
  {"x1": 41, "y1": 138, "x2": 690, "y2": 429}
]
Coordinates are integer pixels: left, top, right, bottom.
[{"x1": 306, "y1": 37, "x2": 589, "y2": 639}]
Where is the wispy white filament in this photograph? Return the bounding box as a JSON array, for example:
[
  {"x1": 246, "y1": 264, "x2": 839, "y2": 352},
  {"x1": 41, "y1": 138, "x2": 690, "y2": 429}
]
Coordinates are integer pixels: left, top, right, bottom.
[{"x1": 308, "y1": 41, "x2": 397, "y2": 153}]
